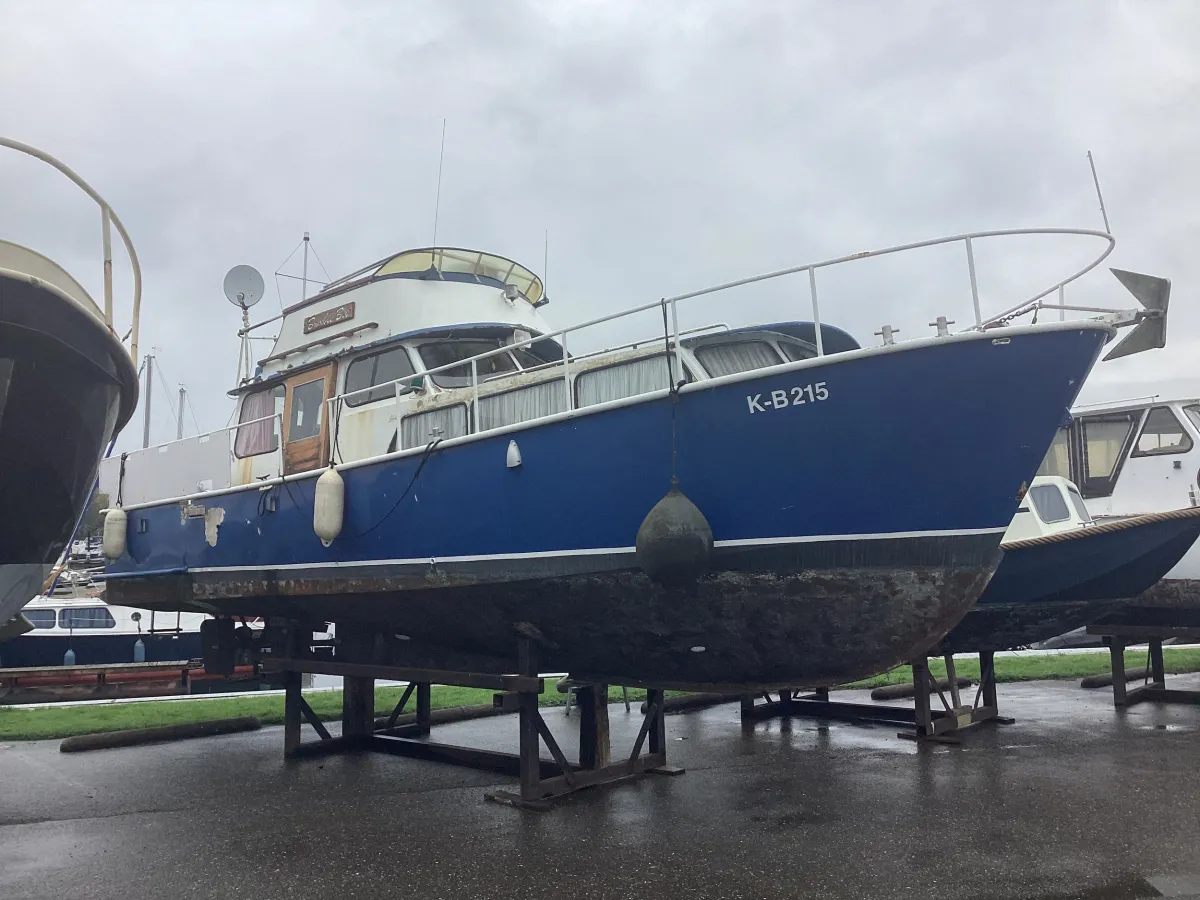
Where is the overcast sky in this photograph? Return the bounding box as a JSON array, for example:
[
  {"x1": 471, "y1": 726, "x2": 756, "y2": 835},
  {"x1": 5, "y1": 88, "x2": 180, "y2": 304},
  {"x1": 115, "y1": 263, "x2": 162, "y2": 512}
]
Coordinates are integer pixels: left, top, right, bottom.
[{"x1": 2, "y1": 0, "x2": 1198, "y2": 450}]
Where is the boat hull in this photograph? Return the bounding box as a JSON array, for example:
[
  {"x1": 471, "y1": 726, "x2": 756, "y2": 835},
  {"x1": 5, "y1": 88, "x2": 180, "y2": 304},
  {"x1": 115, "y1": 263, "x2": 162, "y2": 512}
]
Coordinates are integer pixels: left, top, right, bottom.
[
  {"x1": 105, "y1": 324, "x2": 1108, "y2": 689},
  {"x1": 0, "y1": 277, "x2": 137, "y2": 626},
  {"x1": 933, "y1": 508, "x2": 1200, "y2": 654},
  {"x1": 0, "y1": 631, "x2": 202, "y2": 669}
]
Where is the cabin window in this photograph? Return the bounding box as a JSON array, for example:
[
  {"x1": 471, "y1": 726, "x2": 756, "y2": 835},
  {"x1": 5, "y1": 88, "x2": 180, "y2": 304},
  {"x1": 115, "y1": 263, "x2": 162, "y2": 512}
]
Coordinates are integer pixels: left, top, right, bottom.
[
  {"x1": 1184, "y1": 404, "x2": 1200, "y2": 434},
  {"x1": 1132, "y1": 406, "x2": 1194, "y2": 457},
  {"x1": 1077, "y1": 412, "x2": 1138, "y2": 498},
  {"x1": 694, "y1": 341, "x2": 782, "y2": 377},
  {"x1": 288, "y1": 378, "x2": 325, "y2": 442},
  {"x1": 1066, "y1": 484, "x2": 1093, "y2": 523},
  {"x1": 1028, "y1": 484, "x2": 1071, "y2": 523},
  {"x1": 511, "y1": 346, "x2": 555, "y2": 370},
  {"x1": 576, "y1": 354, "x2": 674, "y2": 408},
  {"x1": 477, "y1": 380, "x2": 567, "y2": 431},
  {"x1": 344, "y1": 346, "x2": 416, "y2": 407},
  {"x1": 59, "y1": 607, "x2": 117, "y2": 629},
  {"x1": 401, "y1": 404, "x2": 468, "y2": 448},
  {"x1": 1036, "y1": 427, "x2": 1071, "y2": 478},
  {"x1": 418, "y1": 341, "x2": 518, "y2": 388},
  {"x1": 779, "y1": 339, "x2": 818, "y2": 362},
  {"x1": 234, "y1": 386, "x2": 285, "y2": 458},
  {"x1": 24, "y1": 610, "x2": 56, "y2": 629}
]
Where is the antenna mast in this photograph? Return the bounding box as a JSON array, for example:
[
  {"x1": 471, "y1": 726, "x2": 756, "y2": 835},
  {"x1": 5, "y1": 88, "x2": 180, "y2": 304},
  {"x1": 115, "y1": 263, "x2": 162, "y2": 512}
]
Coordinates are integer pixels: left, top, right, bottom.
[
  {"x1": 1087, "y1": 151, "x2": 1111, "y2": 235},
  {"x1": 432, "y1": 118, "x2": 447, "y2": 245},
  {"x1": 300, "y1": 232, "x2": 310, "y2": 302}
]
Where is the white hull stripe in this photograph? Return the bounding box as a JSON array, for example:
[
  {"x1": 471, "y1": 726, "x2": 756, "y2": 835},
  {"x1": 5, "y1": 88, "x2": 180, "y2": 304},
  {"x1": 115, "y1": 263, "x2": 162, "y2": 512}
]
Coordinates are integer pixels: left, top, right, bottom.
[{"x1": 182, "y1": 527, "x2": 1006, "y2": 575}]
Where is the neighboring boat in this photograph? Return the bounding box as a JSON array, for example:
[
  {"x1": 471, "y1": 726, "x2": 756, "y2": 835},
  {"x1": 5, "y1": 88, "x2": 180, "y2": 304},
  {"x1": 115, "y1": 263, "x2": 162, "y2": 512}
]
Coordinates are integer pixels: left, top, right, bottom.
[
  {"x1": 1035, "y1": 393, "x2": 1200, "y2": 622},
  {"x1": 0, "y1": 593, "x2": 205, "y2": 669},
  {"x1": 99, "y1": 230, "x2": 1152, "y2": 690},
  {"x1": 0, "y1": 138, "x2": 141, "y2": 632},
  {"x1": 932, "y1": 475, "x2": 1200, "y2": 653}
]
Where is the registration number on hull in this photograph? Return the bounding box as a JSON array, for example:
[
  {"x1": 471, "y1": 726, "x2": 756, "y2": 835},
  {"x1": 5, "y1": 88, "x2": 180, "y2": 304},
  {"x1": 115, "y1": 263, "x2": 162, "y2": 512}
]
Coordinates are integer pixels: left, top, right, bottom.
[{"x1": 747, "y1": 382, "x2": 829, "y2": 414}]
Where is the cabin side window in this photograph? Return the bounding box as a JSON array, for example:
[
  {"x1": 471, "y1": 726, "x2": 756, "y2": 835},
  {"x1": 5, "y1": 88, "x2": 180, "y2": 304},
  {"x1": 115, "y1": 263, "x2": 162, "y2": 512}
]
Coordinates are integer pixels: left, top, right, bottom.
[
  {"x1": 1077, "y1": 412, "x2": 1138, "y2": 498},
  {"x1": 59, "y1": 607, "x2": 117, "y2": 629},
  {"x1": 234, "y1": 386, "x2": 285, "y2": 458},
  {"x1": 693, "y1": 341, "x2": 782, "y2": 377},
  {"x1": 1036, "y1": 427, "x2": 1071, "y2": 477},
  {"x1": 477, "y1": 381, "x2": 567, "y2": 431},
  {"x1": 778, "y1": 339, "x2": 818, "y2": 362},
  {"x1": 419, "y1": 341, "x2": 518, "y2": 388},
  {"x1": 1028, "y1": 484, "x2": 1070, "y2": 523},
  {"x1": 344, "y1": 346, "x2": 416, "y2": 407},
  {"x1": 401, "y1": 404, "x2": 468, "y2": 448},
  {"x1": 1132, "y1": 406, "x2": 1194, "y2": 457},
  {"x1": 24, "y1": 609, "x2": 57, "y2": 629},
  {"x1": 1065, "y1": 484, "x2": 1093, "y2": 523},
  {"x1": 1184, "y1": 404, "x2": 1200, "y2": 434},
  {"x1": 576, "y1": 354, "x2": 675, "y2": 408}
]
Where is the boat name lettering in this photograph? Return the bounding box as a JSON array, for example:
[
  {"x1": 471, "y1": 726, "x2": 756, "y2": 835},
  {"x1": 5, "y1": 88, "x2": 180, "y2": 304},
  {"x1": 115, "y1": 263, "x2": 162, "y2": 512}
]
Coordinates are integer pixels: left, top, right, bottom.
[
  {"x1": 746, "y1": 382, "x2": 829, "y2": 414},
  {"x1": 304, "y1": 302, "x2": 356, "y2": 334}
]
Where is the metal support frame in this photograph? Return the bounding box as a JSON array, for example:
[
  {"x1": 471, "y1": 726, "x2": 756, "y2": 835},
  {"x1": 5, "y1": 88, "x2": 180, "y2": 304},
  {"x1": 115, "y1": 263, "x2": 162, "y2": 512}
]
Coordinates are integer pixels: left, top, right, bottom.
[
  {"x1": 267, "y1": 636, "x2": 683, "y2": 809},
  {"x1": 1090, "y1": 624, "x2": 1200, "y2": 708},
  {"x1": 738, "y1": 652, "x2": 1013, "y2": 744}
]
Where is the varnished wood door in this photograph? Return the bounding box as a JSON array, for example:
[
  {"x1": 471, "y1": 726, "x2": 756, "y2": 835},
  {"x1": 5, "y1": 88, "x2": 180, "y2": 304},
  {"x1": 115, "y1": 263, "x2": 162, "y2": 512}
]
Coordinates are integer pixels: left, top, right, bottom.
[{"x1": 282, "y1": 364, "x2": 335, "y2": 475}]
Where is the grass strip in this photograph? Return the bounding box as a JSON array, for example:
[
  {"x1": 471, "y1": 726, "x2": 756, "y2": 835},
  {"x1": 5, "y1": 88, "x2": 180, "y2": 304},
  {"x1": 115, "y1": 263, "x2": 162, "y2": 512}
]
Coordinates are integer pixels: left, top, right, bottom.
[{"x1": 3, "y1": 648, "x2": 1199, "y2": 742}]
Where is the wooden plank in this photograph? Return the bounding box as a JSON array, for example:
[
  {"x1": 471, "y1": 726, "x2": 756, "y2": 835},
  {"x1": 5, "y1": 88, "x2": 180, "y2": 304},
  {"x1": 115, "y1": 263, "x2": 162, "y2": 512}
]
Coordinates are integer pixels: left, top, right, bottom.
[{"x1": 262, "y1": 658, "x2": 542, "y2": 693}]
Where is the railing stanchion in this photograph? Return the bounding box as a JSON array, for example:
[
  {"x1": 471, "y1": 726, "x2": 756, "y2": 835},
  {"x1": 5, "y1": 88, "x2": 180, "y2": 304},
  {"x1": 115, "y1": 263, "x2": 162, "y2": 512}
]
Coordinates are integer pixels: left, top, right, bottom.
[
  {"x1": 470, "y1": 359, "x2": 479, "y2": 433},
  {"x1": 101, "y1": 205, "x2": 113, "y2": 330},
  {"x1": 965, "y1": 236, "x2": 982, "y2": 328},
  {"x1": 1058, "y1": 284, "x2": 1065, "y2": 322},
  {"x1": 561, "y1": 334, "x2": 572, "y2": 410},
  {"x1": 669, "y1": 297, "x2": 682, "y2": 383},
  {"x1": 808, "y1": 267, "x2": 824, "y2": 356}
]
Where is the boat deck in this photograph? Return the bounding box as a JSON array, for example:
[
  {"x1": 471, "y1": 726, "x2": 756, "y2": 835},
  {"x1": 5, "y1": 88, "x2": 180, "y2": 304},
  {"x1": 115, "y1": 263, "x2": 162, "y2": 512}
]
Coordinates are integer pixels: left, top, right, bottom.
[{"x1": 3, "y1": 678, "x2": 1200, "y2": 899}]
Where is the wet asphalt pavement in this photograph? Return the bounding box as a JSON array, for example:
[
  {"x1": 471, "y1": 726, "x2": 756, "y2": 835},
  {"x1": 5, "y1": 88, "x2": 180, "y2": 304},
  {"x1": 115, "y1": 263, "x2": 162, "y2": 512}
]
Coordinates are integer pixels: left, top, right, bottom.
[{"x1": 2, "y1": 678, "x2": 1200, "y2": 900}]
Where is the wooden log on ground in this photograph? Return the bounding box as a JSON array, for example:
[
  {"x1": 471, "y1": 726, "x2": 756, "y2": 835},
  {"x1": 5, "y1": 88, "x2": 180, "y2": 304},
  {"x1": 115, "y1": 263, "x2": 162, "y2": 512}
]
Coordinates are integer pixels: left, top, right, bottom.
[
  {"x1": 639, "y1": 692, "x2": 739, "y2": 715},
  {"x1": 59, "y1": 716, "x2": 261, "y2": 753},
  {"x1": 870, "y1": 677, "x2": 972, "y2": 701},
  {"x1": 1081, "y1": 667, "x2": 1149, "y2": 689},
  {"x1": 373, "y1": 701, "x2": 512, "y2": 732}
]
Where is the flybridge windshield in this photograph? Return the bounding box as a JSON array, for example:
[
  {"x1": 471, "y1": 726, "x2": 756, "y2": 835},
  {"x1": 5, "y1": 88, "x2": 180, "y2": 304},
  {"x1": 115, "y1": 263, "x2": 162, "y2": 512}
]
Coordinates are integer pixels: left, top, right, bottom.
[{"x1": 321, "y1": 248, "x2": 544, "y2": 304}]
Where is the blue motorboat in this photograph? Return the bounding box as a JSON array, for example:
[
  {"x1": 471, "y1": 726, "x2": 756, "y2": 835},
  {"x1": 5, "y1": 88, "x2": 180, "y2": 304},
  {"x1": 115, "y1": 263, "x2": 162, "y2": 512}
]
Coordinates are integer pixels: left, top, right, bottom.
[
  {"x1": 932, "y1": 476, "x2": 1200, "y2": 654},
  {"x1": 98, "y1": 231, "x2": 1145, "y2": 690}
]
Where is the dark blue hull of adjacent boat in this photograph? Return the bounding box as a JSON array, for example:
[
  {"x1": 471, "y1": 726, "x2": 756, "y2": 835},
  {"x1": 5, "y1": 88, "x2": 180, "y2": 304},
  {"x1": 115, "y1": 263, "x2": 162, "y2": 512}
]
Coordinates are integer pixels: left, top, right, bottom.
[
  {"x1": 0, "y1": 632, "x2": 203, "y2": 669},
  {"x1": 933, "y1": 509, "x2": 1200, "y2": 654},
  {"x1": 105, "y1": 325, "x2": 1108, "y2": 689}
]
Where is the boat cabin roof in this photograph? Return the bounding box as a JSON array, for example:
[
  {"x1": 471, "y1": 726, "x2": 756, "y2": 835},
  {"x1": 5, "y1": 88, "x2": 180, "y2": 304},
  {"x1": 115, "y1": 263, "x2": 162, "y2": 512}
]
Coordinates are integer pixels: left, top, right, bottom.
[{"x1": 293, "y1": 247, "x2": 545, "y2": 313}]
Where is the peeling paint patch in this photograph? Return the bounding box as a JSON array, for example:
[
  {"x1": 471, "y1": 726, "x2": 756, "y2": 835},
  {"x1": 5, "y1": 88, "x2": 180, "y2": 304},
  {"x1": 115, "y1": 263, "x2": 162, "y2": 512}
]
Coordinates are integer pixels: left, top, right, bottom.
[{"x1": 204, "y1": 507, "x2": 225, "y2": 546}]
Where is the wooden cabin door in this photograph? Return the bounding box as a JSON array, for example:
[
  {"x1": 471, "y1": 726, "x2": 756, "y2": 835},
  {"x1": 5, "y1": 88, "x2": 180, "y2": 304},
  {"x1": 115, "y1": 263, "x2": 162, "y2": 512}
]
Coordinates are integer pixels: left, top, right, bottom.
[{"x1": 282, "y1": 364, "x2": 336, "y2": 475}]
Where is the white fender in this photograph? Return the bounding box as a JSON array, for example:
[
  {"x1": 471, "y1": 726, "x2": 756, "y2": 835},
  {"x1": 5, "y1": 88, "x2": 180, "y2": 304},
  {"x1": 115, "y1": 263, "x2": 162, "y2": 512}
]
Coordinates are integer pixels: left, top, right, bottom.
[
  {"x1": 313, "y1": 468, "x2": 345, "y2": 547},
  {"x1": 102, "y1": 507, "x2": 128, "y2": 560}
]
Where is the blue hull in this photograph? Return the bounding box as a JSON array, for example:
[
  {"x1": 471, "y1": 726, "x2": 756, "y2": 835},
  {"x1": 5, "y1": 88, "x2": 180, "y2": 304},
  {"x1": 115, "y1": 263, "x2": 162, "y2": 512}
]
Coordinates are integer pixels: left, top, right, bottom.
[
  {"x1": 106, "y1": 325, "x2": 1107, "y2": 689},
  {"x1": 934, "y1": 511, "x2": 1200, "y2": 654},
  {"x1": 0, "y1": 632, "x2": 202, "y2": 669}
]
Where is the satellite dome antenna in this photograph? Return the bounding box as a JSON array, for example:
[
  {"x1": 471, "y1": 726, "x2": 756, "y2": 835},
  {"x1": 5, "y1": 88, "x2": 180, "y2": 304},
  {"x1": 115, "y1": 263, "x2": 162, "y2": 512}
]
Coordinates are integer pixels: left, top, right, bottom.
[{"x1": 224, "y1": 265, "x2": 265, "y2": 385}]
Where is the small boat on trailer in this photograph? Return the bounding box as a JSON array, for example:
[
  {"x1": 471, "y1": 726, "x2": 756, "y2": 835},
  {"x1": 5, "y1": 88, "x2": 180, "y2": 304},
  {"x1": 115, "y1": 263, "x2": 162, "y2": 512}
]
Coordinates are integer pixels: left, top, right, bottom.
[
  {"x1": 101, "y1": 228, "x2": 1148, "y2": 691},
  {"x1": 0, "y1": 138, "x2": 141, "y2": 634},
  {"x1": 932, "y1": 475, "x2": 1200, "y2": 654}
]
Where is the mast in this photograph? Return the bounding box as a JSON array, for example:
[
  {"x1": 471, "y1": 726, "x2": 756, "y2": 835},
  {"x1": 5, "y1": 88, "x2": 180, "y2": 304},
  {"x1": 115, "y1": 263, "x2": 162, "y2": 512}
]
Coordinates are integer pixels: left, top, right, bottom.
[
  {"x1": 177, "y1": 385, "x2": 186, "y2": 440},
  {"x1": 301, "y1": 231, "x2": 310, "y2": 302},
  {"x1": 141, "y1": 351, "x2": 153, "y2": 448}
]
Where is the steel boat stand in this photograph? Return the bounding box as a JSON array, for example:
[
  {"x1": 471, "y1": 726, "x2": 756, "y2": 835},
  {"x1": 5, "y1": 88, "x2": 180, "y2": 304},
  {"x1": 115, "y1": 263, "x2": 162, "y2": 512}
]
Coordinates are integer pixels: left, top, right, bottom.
[
  {"x1": 739, "y1": 652, "x2": 1014, "y2": 744},
  {"x1": 262, "y1": 623, "x2": 683, "y2": 809}
]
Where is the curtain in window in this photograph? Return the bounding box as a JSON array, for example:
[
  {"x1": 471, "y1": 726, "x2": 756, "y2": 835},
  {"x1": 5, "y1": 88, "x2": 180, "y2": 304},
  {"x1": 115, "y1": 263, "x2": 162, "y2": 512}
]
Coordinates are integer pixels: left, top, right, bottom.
[
  {"x1": 401, "y1": 405, "x2": 468, "y2": 449},
  {"x1": 576, "y1": 355, "x2": 671, "y2": 408},
  {"x1": 477, "y1": 381, "x2": 567, "y2": 431},
  {"x1": 235, "y1": 389, "x2": 278, "y2": 457},
  {"x1": 694, "y1": 341, "x2": 781, "y2": 377}
]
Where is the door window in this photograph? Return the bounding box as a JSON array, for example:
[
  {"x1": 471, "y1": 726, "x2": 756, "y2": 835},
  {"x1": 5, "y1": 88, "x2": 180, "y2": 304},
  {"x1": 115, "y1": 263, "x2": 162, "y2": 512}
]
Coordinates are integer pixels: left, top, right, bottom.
[
  {"x1": 289, "y1": 379, "x2": 326, "y2": 442},
  {"x1": 1077, "y1": 412, "x2": 1138, "y2": 498}
]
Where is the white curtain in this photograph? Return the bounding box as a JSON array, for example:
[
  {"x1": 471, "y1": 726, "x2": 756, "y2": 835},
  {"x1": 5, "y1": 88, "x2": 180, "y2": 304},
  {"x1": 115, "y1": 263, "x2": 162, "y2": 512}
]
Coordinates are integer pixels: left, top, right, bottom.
[
  {"x1": 402, "y1": 405, "x2": 468, "y2": 449},
  {"x1": 477, "y1": 380, "x2": 567, "y2": 431},
  {"x1": 576, "y1": 354, "x2": 672, "y2": 408},
  {"x1": 694, "y1": 341, "x2": 780, "y2": 377}
]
